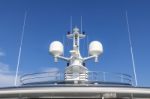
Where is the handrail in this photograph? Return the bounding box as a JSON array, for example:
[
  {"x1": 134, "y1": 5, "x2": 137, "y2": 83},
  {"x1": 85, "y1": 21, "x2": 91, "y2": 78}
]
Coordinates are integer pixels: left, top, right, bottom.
[{"x1": 20, "y1": 71, "x2": 133, "y2": 85}]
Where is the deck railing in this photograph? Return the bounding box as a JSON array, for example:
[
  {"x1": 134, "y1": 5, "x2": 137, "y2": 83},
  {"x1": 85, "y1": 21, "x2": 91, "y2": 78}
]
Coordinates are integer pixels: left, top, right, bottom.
[{"x1": 20, "y1": 71, "x2": 133, "y2": 85}]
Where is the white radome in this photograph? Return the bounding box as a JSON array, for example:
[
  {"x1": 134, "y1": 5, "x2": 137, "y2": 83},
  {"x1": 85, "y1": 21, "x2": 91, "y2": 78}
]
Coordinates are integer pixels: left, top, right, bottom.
[
  {"x1": 49, "y1": 41, "x2": 64, "y2": 56},
  {"x1": 89, "y1": 41, "x2": 103, "y2": 56}
]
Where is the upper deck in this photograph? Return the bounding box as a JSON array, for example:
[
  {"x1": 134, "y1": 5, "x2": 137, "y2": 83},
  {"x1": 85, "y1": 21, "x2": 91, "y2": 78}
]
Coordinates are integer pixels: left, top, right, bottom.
[{"x1": 20, "y1": 71, "x2": 132, "y2": 86}]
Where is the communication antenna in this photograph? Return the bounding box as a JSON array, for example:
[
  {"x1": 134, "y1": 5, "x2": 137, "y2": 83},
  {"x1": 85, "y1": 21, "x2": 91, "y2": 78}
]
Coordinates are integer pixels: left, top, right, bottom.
[
  {"x1": 14, "y1": 11, "x2": 27, "y2": 86},
  {"x1": 125, "y1": 11, "x2": 138, "y2": 86},
  {"x1": 81, "y1": 16, "x2": 83, "y2": 33},
  {"x1": 62, "y1": 36, "x2": 65, "y2": 56},
  {"x1": 86, "y1": 35, "x2": 89, "y2": 56},
  {"x1": 83, "y1": 35, "x2": 86, "y2": 56},
  {"x1": 81, "y1": 16, "x2": 85, "y2": 56},
  {"x1": 70, "y1": 16, "x2": 72, "y2": 33}
]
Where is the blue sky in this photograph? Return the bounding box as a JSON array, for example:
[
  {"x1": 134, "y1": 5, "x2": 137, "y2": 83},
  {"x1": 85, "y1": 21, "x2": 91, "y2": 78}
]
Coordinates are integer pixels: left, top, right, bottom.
[{"x1": 0, "y1": 0, "x2": 150, "y2": 87}]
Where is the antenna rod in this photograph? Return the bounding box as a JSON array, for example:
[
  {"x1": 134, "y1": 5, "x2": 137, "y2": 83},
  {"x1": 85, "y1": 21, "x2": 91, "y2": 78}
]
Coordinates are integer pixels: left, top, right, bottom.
[
  {"x1": 14, "y1": 11, "x2": 27, "y2": 86},
  {"x1": 81, "y1": 16, "x2": 82, "y2": 33},
  {"x1": 125, "y1": 11, "x2": 138, "y2": 86},
  {"x1": 70, "y1": 16, "x2": 72, "y2": 33}
]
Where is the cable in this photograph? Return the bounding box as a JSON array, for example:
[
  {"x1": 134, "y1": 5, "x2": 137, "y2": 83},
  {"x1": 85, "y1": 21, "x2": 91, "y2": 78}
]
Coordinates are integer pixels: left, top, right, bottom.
[
  {"x1": 125, "y1": 11, "x2": 138, "y2": 86},
  {"x1": 14, "y1": 11, "x2": 27, "y2": 86}
]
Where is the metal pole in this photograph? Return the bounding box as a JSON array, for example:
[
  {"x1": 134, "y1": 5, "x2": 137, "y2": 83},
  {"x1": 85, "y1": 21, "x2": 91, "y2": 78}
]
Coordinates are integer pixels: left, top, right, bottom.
[{"x1": 125, "y1": 11, "x2": 138, "y2": 86}]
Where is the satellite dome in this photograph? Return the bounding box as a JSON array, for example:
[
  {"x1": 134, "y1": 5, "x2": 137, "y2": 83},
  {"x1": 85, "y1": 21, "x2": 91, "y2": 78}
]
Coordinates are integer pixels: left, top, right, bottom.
[
  {"x1": 49, "y1": 41, "x2": 64, "y2": 56},
  {"x1": 89, "y1": 41, "x2": 103, "y2": 56}
]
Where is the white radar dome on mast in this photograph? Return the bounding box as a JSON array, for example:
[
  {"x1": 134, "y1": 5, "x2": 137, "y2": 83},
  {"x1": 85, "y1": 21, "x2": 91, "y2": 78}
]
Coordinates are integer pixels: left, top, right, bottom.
[
  {"x1": 49, "y1": 41, "x2": 64, "y2": 56},
  {"x1": 89, "y1": 41, "x2": 103, "y2": 56}
]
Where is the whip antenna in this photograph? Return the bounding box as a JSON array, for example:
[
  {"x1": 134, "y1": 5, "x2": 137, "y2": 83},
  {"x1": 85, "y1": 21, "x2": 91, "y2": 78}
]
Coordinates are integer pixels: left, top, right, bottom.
[
  {"x1": 63, "y1": 36, "x2": 65, "y2": 56},
  {"x1": 125, "y1": 11, "x2": 138, "y2": 86},
  {"x1": 81, "y1": 16, "x2": 83, "y2": 33},
  {"x1": 70, "y1": 16, "x2": 72, "y2": 33},
  {"x1": 14, "y1": 11, "x2": 27, "y2": 86},
  {"x1": 86, "y1": 35, "x2": 89, "y2": 56}
]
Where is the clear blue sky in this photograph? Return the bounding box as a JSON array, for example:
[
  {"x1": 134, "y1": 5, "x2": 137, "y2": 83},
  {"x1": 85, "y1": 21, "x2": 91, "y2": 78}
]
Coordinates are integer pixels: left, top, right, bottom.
[{"x1": 0, "y1": 0, "x2": 150, "y2": 87}]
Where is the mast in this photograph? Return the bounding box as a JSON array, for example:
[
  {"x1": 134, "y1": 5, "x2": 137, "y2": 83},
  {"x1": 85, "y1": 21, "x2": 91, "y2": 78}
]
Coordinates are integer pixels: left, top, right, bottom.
[{"x1": 49, "y1": 27, "x2": 103, "y2": 81}]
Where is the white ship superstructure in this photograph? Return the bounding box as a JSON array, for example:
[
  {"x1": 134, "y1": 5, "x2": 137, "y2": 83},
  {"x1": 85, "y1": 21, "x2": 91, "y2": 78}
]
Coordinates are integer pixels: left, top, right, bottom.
[{"x1": 0, "y1": 27, "x2": 150, "y2": 99}]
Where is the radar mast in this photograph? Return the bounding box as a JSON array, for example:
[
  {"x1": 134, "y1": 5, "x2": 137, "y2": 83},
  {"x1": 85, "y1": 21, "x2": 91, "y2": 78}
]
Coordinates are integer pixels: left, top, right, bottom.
[{"x1": 49, "y1": 27, "x2": 103, "y2": 82}]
